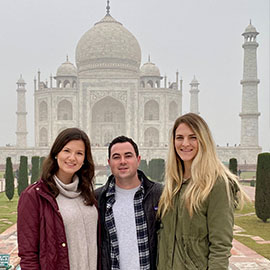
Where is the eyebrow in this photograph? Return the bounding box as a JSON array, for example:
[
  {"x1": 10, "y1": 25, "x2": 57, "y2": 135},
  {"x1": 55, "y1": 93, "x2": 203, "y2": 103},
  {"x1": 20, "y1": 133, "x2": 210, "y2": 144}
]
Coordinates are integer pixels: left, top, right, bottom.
[
  {"x1": 175, "y1": 133, "x2": 196, "y2": 137},
  {"x1": 111, "y1": 151, "x2": 134, "y2": 157},
  {"x1": 63, "y1": 146, "x2": 85, "y2": 152}
]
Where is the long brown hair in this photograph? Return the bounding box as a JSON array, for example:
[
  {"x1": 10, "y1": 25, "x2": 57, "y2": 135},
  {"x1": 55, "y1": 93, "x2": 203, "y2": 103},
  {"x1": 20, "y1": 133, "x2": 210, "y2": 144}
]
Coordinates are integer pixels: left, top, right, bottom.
[{"x1": 41, "y1": 128, "x2": 96, "y2": 205}]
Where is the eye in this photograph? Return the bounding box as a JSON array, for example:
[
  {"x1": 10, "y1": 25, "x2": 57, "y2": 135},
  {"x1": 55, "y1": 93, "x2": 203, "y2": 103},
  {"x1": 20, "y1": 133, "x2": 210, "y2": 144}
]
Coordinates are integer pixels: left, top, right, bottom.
[
  {"x1": 190, "y1": 136, "x2": 197, "y2": 140},
  {"x1": 63, "y1": 149, "x2": 69, "y2": 152},
  {"x1": 77, "y1": 152, "x2": 84, "y2": 156}
]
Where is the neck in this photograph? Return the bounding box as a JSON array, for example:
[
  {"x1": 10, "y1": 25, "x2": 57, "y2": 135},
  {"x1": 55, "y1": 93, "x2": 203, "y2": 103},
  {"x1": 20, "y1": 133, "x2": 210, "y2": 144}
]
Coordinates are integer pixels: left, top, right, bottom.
[
  {"x1": 183, "y1": 161, "x2": 192, "y2": 179},
  {"x1": 115, "y1": 175, "x2": 141, "y2": 189},
  {"x1": 55, "y1": 172, "x2": 73, "y2": 184}
]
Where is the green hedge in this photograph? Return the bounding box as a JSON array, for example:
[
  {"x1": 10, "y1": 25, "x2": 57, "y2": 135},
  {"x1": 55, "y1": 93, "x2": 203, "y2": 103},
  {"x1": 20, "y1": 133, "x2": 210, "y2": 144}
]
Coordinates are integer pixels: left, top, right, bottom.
[
  {"x1": 139, "y1": 159, "x2": 148, "y2": 176},
  {"x1": 148, "y1": 158, "x2": 165, "y2": 182},
  {"x1": 255, "y1": 152, "x2": 270, "y2": 222},
  {"x1": 18, "y1": 156, "x2": 29, "y2": 196},
  {"x1": 229, "y1": 158, "x2": 238, "y2": 175},
  {"x1": 5, "y1": 157, "x2": 14, "y2": 201},
  {"x1": 31, "y1": 156, "x2": 40, "y2": 184}
]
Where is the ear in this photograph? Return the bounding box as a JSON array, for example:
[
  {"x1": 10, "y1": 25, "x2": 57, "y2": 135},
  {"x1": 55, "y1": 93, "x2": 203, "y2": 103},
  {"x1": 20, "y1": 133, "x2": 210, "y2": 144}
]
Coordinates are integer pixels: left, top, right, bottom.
[
  {"x1": 108, "y1": 159, "x2": 110, "y2": 166},
  {"x1": 137, "y1": 155, "x2": 141, "y2": 165}
]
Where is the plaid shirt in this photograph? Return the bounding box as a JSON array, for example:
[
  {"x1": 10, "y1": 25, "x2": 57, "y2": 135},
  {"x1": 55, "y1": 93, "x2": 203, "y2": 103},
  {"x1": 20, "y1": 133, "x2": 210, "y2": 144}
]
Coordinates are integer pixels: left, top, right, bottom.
[{"x1": 105, "y1": 177, "x2": 150, "y2": 270}]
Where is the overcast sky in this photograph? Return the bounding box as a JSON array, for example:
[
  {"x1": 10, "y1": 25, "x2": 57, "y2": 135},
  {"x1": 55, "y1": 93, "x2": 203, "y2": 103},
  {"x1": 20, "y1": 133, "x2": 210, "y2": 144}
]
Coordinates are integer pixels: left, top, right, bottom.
[{"x1": 0, "y1": 0, "x2": 269, "y2": 151}]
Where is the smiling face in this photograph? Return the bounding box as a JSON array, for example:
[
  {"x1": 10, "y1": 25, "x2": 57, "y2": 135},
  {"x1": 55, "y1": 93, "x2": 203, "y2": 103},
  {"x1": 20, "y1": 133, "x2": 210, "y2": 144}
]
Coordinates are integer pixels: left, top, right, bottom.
[
  {"x1": 174, "y1": 123, "x2": 198, "y2": 169},
  {"x1": 108, "y1": 142, "x2": 141, "y2": 188},
  {"x1": 55, "y1": 139, "x2": 85, "y2": 184}
]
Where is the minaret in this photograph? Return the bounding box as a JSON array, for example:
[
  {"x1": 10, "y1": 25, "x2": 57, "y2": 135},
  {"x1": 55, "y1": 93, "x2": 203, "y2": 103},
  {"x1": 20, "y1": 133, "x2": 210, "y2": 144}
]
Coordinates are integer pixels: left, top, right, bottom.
[
  {"x1": 240, "y1": 21, "x2": 260, "y2": 147},
  {"x1": 16, "y1": 75, "x2": 28, "y2": 147},
  {"x1": 189, "y1": 76, "x2": 200, "y2": 114}
]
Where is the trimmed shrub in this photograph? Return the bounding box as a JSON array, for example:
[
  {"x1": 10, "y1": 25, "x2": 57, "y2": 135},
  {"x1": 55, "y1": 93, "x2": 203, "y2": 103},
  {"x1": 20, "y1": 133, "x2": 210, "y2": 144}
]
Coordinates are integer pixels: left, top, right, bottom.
[
  {"x1": 39, "y1": 156, "x2": 46, "y2": 176},
  {"x1": 31, "y1": 156, "x2": 40, "y2": 184},
  {"x1": 139, "y1": 159, "x2": 148, "y2": 176},
  {"x1": 229, "y1": 158, "x2": 238, "y2": 175},
  {"x1": 18, "y1": 156, "x2": 29, "y2": 196},
  {"x1": 5, "y1": 157, "x2": 14, "y2": 201},
  {"x1": 250, "y1": 179, "x2": 256, "y2": 187},
  {"x1": 148, "y1": 158, "x2": 165, "y2": 182},
  {"x1": 255, "y1": 152, "x2": 270, "y2": 222}
]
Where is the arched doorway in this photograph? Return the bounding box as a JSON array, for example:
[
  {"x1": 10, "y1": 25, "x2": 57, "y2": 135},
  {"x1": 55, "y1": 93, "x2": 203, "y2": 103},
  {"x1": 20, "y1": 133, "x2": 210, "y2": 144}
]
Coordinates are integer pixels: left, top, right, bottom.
[{"x1": 91, "y1": 97, "x2": 126, "y2": 146}]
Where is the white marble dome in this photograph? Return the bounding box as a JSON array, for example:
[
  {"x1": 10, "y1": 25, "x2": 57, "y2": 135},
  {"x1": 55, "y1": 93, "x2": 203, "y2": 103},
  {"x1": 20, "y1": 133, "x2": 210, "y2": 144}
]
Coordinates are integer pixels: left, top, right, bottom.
[
  {"x1": 140, "y1": 61, "x2": 160, "y2": 77},
  {"x1": 244, "y1": 23, "x2": 257, "y2": 33},
  {"x1": 75, "y1": 14, "x2": 141, "y2": 74},
  {"x1": 17, "y1": 75, "x2": 25, "y2": 84},
  {"x1": 56, "y1": 58, "x2": 77, "y2": 77}
]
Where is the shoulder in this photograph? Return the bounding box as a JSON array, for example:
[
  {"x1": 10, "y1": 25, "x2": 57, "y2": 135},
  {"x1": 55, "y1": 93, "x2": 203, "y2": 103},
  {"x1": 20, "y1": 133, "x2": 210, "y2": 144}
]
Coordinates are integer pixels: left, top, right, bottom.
[
  {"x1": 94, "y1": 180, "x2": 110, "y2": 200},
  {"x1": 19, "y1": 179, "x2": 52, "y2": 205},
  {"x1": 140, "y1": 176, "x2": 163, "y2": 204},
  {"x1": 150, "y1": 181, "x2": 164, "y2": 196},
  {"x1": 20, "y1": 180, "x2": 43, "y2": 198},
  {"x1": 208, "y1": 177, "x2": 232, "y2": 205},
  {"x1": 94, "y1": 185, "x2": 105, "y2": 199}
]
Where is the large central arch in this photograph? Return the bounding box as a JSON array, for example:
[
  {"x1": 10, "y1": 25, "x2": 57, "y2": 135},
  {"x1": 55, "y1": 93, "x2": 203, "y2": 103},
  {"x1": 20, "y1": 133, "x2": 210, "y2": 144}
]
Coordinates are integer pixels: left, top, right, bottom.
[{"x1": 91, "y1": 97, "x2": 126, "y2": 146}]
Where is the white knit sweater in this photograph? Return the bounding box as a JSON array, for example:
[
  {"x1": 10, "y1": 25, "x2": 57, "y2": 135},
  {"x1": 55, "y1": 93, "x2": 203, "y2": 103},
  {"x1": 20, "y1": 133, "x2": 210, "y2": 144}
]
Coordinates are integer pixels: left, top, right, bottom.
[{"x1": 54, "y1": 175, "x2": 98, "y2": 270}]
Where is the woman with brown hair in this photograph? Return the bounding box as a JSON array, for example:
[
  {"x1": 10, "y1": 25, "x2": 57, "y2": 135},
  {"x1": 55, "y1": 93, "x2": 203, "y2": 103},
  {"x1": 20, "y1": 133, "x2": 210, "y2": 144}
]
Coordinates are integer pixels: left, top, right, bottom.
[{"x1": 17, "y1": 128, "x2": 98, "y2": 270}]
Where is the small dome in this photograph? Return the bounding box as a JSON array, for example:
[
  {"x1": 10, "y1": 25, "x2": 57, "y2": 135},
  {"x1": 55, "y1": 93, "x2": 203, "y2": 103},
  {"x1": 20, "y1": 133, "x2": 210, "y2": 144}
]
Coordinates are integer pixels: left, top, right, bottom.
[
  {"x1": 56, "y1": 57, "x2": 77, "y2": 77},
  {"x1": 17, "y1": 75, "x2": 25, "y2": 84},
  {"x1": 140, "y1": 60, "x2": 160, "y2": 77},
  {"x1": 190, "y1": 76, "x2": 199, "y2": 85},
  {"x1": 244, "y1": 22, "x2": 257, "y2": 33},
  {"x1": 75, "y1": 14, "x2": 141, "y2": 74}
]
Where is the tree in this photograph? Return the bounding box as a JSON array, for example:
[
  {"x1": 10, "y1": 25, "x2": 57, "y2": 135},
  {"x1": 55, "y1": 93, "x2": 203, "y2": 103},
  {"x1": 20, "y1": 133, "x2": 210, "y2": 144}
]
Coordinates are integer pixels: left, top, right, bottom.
[
  {"x1": 18, "y1": 156, "x2": 29, "y2": 196},
  {"x1": 139, "y1": 159, "x2": 148, "y2": 177},
  {"x1": 229, "y1": 158, "x2": 238, "y2": 175},
  {"x1": 31, "y1": 156, "x2": 40, "y2": 184},
  {"x1": 39, "y1": 156, "x2": 46, "y2": 176},
  {"x1": 148, "y1": 158, "x2": 165, "y2": 182},
  {"x1": 255, "y1": 152, "x2": 270, "y2": 222},
  {"x1": 5, "y1": 157, "x2": 14, "y2": 201}
]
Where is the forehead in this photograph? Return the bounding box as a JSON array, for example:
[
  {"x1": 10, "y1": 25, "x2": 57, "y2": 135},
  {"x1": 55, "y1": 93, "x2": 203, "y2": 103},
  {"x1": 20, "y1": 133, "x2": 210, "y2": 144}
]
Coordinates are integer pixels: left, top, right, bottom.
[
  {"x1": 110, "y1": 142, "x2": 135, "y2": 155},
  {"x1": 63, "y1": 139, "x2": 85, "y2": 150},
  {"x1": 175, "y1": 123, "x2": 195, "y2": 135}
]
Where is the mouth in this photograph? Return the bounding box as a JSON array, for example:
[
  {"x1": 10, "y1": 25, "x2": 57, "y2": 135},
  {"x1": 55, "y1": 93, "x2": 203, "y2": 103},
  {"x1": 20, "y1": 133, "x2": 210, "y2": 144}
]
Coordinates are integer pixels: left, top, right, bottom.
[
  {"x1": 65, "y1": 162, "x2": 76, "y2": 167},
  {"x1": 119, "y1": 167, "x2": 128, "y2": 171},
  {"x1": 181, "y1": 149, "x2": 193, "y2": 152}
]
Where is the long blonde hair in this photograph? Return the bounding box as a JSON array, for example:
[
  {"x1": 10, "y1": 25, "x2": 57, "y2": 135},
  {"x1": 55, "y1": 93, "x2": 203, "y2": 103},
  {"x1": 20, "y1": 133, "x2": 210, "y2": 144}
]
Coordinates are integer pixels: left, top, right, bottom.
[{"x1": 158, "y1": 113, "x2": 248, "y2": 217}]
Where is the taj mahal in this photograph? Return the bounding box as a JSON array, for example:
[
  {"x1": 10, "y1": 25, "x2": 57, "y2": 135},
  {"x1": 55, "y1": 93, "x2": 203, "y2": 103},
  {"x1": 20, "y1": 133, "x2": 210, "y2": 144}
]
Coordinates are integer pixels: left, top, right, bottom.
[{"x1": 0, "y1": 2, "x2": 262, "y2": 166}]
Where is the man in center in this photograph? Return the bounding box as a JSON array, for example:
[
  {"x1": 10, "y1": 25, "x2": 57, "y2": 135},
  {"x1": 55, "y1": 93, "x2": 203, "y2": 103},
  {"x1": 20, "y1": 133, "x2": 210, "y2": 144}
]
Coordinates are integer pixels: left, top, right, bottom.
[{"x1": 95, "y1": 136, "x2": 163, "y2": 270}]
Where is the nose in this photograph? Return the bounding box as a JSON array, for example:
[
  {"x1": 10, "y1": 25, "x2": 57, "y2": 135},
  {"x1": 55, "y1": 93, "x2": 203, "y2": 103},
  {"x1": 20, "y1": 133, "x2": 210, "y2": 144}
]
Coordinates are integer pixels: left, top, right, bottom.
[
  {"x1": 120, "y1": 156, "x2": 127, "y2": 164},
  {"x1": 69, "y1": 152, "x2": 76, "y2": 160},
  {"x1": 182, "y1": 137, "x2": 190, "y2": 146}
]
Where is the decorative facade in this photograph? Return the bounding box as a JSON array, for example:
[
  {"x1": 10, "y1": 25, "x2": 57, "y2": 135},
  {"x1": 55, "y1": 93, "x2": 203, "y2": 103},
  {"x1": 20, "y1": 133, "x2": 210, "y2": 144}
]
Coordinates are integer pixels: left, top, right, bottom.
[{"x1": 0, "y1": 7, "x2": 261, "y2": 166}]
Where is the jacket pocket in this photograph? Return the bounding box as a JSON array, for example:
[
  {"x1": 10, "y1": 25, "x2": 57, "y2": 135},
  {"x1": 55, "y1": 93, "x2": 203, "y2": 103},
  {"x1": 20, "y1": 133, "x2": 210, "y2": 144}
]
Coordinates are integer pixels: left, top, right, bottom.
[{"x1": 186, "y1": 242, "x2": 207, "y2": 270}]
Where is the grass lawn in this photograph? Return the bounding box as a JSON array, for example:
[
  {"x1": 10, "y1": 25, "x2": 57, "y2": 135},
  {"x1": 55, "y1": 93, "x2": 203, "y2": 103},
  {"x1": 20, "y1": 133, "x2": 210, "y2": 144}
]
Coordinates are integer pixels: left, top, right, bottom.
[
  {"x1": 0, "y1": 191, "x2": 19, "y2": 234},
  {"x1": 240, "y1": 171, "x2": 256, "y2": 180},
  {"x1": 234, "y1": 202, "x2": 270, "y2": 260}
]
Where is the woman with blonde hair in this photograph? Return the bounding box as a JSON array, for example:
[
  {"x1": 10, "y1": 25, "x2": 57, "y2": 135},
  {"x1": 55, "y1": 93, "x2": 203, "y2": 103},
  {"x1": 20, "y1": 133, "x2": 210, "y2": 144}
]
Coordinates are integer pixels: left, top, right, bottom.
[{"x1": 157, "y1": 113, "x2": 248, "y2": 270}]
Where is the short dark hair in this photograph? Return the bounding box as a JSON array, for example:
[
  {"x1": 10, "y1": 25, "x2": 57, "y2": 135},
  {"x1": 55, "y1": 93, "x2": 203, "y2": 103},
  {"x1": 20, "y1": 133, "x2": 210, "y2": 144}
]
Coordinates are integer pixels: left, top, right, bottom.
[{"x1": 108, "y1": 136, "x2": 139, "y2": 158}]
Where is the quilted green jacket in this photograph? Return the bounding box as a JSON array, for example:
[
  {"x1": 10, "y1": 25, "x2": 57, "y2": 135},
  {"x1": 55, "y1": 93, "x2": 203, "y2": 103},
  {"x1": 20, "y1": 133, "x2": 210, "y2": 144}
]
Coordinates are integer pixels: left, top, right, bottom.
[{"x1": 157, "y1": 177, "x2": 235, "y2": 270}]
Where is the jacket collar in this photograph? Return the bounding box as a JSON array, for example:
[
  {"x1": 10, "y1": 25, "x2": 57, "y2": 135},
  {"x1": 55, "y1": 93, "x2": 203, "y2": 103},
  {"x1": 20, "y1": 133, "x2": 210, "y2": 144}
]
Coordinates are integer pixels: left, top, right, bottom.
[{"x1": 101, "y1": 170, "x2": 154, "y2": 198}]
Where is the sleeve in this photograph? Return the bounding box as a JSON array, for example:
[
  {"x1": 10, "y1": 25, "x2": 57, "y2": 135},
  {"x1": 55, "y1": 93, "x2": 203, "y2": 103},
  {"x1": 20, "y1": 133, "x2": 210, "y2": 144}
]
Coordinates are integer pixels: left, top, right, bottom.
[
  {"x1": 17, "y1": 189, "x2": 41, "y2": 270},
  {"x1": 207, "y1": 178, "x2": 234, "y2": 270}
]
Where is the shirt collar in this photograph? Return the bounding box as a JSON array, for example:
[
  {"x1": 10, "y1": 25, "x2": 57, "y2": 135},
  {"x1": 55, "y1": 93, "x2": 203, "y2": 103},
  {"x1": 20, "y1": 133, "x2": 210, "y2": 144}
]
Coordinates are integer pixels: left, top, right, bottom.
[{"x1": 106, "y1": 174, "x2": 145, "y2": 197}]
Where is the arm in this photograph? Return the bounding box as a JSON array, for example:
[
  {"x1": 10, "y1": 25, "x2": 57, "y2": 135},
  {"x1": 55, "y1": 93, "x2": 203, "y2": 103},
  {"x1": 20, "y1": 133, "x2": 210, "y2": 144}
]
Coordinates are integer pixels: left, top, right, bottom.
[
  {"x1": 207, "y1": 178, "x2": 234, "y2": 270},
  {"x1": 17, "y1": 189, "x2": 41, "y2": 270}
]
